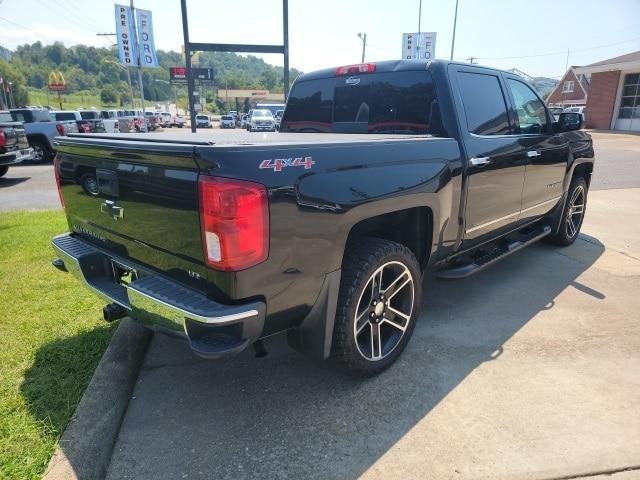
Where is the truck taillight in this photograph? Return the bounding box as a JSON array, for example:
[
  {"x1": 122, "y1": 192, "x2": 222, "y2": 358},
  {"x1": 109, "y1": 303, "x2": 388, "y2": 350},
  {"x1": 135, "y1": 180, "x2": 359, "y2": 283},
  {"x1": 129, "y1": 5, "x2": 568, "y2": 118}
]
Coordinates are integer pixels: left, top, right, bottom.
[
  {"x1": 335, "y1": 63, "x2": 376, "y2": 75},
  {"x1": 0, "y1": 129, "x2": 5, "y2": 147},
  {"x1": 54, "y1": 156, "x2": 64, "y2": 208},
  {"x1": 56, "y1": 124, "x2": 66, "y2": 135},
  {"x1": 198, "y1": 176, "x2": 269, "y2": 271}
]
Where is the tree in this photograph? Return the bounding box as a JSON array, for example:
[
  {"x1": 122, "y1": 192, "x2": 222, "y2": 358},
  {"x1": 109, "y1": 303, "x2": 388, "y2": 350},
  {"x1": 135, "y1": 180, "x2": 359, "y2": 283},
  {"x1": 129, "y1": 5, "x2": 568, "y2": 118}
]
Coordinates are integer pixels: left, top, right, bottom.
[{"x1": 100, "y1": 86, "x2": 118, "y2": 105}]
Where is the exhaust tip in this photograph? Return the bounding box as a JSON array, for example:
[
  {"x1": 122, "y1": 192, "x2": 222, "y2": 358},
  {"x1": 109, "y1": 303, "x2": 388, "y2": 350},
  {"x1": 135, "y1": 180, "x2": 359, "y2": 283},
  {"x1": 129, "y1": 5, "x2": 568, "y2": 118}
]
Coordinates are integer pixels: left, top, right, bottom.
[{"x1": 103, "y1": 303, "x2": 127, "y2": 322}]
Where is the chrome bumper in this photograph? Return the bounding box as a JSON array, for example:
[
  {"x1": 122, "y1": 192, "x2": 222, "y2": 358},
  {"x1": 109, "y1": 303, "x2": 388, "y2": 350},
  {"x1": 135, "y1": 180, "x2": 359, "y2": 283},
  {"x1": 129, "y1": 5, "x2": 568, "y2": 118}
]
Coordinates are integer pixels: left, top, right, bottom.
[
  {"x1": 0, "y1": 147, "x2": 34, "y2": 165},
  {"x1": 52, "y1": 234, "x2": 265, "y2": 358}
]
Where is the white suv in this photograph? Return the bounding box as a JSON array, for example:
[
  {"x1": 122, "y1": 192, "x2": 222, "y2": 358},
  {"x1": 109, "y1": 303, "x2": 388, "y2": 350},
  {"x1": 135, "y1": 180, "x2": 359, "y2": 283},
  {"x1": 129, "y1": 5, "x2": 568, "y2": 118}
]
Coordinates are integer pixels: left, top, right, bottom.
[{"x1": 249, "y1": 109, "x2": 275, "y2": 132}]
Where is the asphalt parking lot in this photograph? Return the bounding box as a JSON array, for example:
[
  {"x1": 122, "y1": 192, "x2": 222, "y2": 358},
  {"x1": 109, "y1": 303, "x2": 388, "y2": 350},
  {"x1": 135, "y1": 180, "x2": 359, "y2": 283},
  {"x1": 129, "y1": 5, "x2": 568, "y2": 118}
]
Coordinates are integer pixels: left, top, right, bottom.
[{"x1": 5, "y1": 131, "x2": 640, "y2": 479}]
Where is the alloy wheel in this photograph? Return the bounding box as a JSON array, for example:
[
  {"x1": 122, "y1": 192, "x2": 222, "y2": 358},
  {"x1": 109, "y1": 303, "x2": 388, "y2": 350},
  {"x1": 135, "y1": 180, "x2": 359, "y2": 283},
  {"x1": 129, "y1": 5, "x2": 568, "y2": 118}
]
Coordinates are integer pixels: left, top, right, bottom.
[
  {"x1": 566, "y1": 185, "x2": 585, "y2": 239},
  {"x1": 353, "y1": 261, "x2": 415, "y2": 361}
]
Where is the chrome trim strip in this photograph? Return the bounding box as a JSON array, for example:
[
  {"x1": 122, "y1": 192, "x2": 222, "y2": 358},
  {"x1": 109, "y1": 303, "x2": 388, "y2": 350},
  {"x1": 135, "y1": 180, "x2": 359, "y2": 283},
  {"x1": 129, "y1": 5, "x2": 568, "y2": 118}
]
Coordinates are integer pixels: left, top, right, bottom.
[
  {"x1": 465, "y1": 196, "x2": 562, "y2": 235},
  {"x1": 125, "y1": 284, "x2": 259, "y2": 325},
  {"x1": 465, "y1": 211, "x2": 520, "y2": 234},
  {"x1": 519, "y1": 196, "x2": 562, "y2": 215}
]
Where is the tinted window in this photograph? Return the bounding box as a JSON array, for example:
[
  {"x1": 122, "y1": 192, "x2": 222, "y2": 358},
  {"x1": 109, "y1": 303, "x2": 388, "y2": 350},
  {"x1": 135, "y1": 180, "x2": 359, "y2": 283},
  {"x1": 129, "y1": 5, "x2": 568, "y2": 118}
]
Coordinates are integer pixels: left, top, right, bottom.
[
  {"x1": 457, "y1": 72, "x2": 510, "y2": 135},
  {"x1": 79, "y1": 111, "x2": 98, "y2": 120},
  {"x1": 0, "y1": 112, "x2": 13, "y2": 122},
  {"x1": 283, "y1": 80, "x2": 333, "y2": 130},
  {"x1": 55, "y1": 113, "x2": 77, "y2": 121},
  {"x1": 282, "y1": 71, "x2": 444, "y2": 135},
  {"x1": 507, "y1": 79, "x2": 548, "y2": 134}
]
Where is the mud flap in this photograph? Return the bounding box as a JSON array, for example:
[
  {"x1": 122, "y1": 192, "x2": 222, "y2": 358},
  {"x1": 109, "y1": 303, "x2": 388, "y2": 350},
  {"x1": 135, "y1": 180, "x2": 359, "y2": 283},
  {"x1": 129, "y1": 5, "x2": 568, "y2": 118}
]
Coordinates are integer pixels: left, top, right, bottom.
[{"x1": 287, "y1": 269, "x2": 341, "y2": 360}]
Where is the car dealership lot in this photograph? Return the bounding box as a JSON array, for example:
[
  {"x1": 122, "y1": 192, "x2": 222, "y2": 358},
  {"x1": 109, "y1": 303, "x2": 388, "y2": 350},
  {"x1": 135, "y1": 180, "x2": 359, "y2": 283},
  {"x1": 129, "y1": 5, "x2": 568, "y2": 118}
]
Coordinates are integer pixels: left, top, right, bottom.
[{"x1": 3, "y1": 131, "x2": 640, "y2": 479}]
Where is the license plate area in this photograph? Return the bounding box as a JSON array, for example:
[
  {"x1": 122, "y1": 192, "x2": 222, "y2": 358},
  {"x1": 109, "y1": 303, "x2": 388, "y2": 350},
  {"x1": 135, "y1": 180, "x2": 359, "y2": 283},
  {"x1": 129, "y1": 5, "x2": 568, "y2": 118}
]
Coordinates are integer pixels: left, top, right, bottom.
[{"x1": 110, "y1": 259, "x2": 138, "y2": 286}]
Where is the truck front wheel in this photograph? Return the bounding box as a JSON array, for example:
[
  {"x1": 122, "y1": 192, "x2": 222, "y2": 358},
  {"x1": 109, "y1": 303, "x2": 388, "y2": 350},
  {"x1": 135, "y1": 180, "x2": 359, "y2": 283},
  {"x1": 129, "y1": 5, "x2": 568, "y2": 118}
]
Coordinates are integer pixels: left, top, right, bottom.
[
  {"x1": 331, "y1": 238, "x2": 422, "y2": 376},
  {"x1": 546, "y1": 176, "x2": 588, "y2": 246}
]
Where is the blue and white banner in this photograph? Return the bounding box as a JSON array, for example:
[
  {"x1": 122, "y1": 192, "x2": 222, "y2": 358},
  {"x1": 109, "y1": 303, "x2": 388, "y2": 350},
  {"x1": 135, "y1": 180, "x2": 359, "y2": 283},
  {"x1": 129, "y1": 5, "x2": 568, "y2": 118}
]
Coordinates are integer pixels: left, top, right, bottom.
[
  {"x1": 136, "y1": 9, "x2": 159, "y2": 68},
  {"x1": 115, "y1": 4, "x2": 137, "y2": 66}
]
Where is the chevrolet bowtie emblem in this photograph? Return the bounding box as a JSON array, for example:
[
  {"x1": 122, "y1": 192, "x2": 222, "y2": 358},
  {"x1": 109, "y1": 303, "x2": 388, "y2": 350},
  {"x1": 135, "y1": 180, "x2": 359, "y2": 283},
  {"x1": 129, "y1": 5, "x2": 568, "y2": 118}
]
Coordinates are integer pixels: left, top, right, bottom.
[{"x1": 101, "y1": 200, "x2": 124, "y2": 220}]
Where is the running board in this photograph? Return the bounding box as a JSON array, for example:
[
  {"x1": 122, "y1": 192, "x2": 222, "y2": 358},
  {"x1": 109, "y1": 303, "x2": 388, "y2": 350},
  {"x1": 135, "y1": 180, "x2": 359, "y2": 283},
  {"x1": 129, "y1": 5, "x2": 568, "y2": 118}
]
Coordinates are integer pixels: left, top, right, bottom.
[{"x1": 437, "y1": 225, "x2": 552, "y2": 280}]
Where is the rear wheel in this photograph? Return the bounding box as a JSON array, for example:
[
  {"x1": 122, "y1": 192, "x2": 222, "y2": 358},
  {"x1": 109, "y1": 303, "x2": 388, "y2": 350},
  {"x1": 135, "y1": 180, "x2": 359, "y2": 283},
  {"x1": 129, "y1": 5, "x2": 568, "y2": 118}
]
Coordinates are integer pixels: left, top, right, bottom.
[
  {"x1": 0, "y1": 166, "x2": 8, "y2": 177},
  {"x1": 546, "y1": 176, "x2": 588, "y2": 246},
  {"x1": 30, "y1": 140, "x2": 52, "y2": 164},
  {"x1": 331, "y1": 238, "x2": 422, "y2": 376}
]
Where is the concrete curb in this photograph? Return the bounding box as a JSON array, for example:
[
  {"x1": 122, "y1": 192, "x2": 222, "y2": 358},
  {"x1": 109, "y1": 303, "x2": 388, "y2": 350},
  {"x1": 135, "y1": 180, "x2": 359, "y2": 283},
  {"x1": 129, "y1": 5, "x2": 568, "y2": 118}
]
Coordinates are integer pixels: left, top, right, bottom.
[{"x1": 43, "y1": 318, "x2": 152, "y2": 480}]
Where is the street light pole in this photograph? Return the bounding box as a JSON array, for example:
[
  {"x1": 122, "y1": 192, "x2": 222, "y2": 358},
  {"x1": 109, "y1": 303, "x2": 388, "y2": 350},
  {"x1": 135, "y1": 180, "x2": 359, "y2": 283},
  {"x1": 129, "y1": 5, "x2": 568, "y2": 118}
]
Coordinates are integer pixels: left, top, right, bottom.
[
  {"x1": 357, "y1": 32, "x2": 367, "y2": 63},
  {"x1": 450, "y1": 0, "x2": 459, "y2": 61}
]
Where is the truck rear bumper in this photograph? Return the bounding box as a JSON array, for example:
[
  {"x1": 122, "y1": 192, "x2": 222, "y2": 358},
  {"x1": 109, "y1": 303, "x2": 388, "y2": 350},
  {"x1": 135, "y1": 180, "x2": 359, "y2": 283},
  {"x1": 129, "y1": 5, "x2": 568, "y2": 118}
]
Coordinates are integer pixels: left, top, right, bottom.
[
  {"x1": 52, "y1": 233, "x2": 265, "y2": 358},
  {"x1": 0, "y1": 147, "x2": 34, "y2": 165}
]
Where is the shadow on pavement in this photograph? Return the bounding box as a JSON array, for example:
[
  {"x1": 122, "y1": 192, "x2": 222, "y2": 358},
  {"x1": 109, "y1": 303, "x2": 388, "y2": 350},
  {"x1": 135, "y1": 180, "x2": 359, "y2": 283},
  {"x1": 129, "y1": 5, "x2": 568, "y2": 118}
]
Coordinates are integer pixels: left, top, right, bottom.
[
  {"x1": 99, "y1": 237, "x2": 605, "y2": 479},
  {"x1": 0, "y1": 177, "x2": 29, "y2": 188}
]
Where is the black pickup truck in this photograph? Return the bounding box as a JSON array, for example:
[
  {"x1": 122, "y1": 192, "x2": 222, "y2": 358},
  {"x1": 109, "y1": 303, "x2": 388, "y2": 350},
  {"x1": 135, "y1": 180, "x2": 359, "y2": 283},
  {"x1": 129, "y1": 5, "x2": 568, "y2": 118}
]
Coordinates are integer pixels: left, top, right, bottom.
[{"x1": 51, "y1": 60, "x2": 593, "y2": 375}]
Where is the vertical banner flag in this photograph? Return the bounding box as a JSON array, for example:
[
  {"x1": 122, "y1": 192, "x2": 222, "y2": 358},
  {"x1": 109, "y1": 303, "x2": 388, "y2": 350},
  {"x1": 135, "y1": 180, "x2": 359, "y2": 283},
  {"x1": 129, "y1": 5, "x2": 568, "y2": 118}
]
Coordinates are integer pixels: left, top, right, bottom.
[
  {"x1": 402, "y1": 32, "x2": 437, "y2": 61},
  {"x1": 136, "y1": 9, "x2": 159, "y2": 68},
  {"x1": 115, "y1": 4, "x2": 137, "y2": 66}
]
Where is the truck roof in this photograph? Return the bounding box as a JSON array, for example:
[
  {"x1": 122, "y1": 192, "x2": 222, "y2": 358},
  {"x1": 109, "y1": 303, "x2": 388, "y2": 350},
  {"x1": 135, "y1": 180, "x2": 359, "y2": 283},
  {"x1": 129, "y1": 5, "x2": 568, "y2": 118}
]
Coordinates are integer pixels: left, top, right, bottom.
[{"x1": 295, "y1": 59, "x2": 511, "y2": 82}]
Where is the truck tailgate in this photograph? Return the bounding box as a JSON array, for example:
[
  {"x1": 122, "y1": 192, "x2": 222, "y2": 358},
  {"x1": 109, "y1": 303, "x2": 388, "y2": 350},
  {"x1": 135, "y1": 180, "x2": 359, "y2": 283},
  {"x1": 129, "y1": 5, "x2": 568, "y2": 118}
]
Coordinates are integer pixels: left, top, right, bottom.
[{"x1": 55, "y1": 136, "x2": 208, "y2": 286}]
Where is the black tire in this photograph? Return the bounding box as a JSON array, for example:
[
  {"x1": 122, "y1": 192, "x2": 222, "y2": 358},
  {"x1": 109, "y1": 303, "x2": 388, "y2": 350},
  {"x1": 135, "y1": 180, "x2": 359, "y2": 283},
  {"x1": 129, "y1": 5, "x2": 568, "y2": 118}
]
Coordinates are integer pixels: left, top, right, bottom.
[
  {"x1": 546, "y1": 176, "x2": 588, "y2": 246},
  {"x1": 331, "y1": 237, "x2": 422, "y2": 376},
  {"x1": 29, "y1": 139, "x2": 52, "y2": 164},
  {"x1": 0, "y1": 165, "x2": 8, "y2": 177}
]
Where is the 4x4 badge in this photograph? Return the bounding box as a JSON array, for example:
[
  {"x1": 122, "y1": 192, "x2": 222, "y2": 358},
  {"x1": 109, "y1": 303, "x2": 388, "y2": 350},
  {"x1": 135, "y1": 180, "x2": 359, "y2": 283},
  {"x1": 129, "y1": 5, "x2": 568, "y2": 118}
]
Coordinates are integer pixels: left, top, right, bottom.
[
  {"x1": 259, "y1": 156, "x2": 315, "y2": 172},
  {"x1": 101, "y1": 200, "x2": 124, "y2": 220}
]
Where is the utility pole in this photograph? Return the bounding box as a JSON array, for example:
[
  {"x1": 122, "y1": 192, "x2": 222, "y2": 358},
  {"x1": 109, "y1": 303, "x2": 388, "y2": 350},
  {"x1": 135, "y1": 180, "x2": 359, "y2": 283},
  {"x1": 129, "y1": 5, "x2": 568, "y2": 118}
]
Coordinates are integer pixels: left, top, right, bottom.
[
  {"x1": 357, "y1": 32, "x2": 367, "y2": 63},
  {"x1": 466, "y1": 56, "x2": 477, "y2": 64},
  {"x1": 450, "y1": 0, "x2": 460, "y2": 60},
  {"x1": 129, "y1": 0, "x2": 147, "y2": 129},
  {"x1": 416, "y1": 0, "x2": 422, "y2": 59},
  {"x1": 180, "y1": 0, "x2": 196, "y2": 132},
  {"x1": 283, "y1": 0, "x2": 290, "y2": 99}
]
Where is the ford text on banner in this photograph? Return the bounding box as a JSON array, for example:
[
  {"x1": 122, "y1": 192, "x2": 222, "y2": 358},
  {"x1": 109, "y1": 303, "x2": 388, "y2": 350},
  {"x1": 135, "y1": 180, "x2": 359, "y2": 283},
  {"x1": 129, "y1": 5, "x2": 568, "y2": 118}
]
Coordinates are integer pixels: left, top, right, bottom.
[
  {"x1": 402, "y1": 33, "x2": 437, "y2": 61},
  {"x1": 115, "y1": 4, "x2": 137, "y2": 66},
  {"x1": 136, "y1": 9, "x2": 159, "y2": 68}
]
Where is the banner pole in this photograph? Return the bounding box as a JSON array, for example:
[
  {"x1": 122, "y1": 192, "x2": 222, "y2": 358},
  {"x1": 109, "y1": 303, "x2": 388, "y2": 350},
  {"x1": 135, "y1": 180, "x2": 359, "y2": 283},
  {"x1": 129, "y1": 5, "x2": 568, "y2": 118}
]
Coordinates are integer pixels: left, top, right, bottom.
[{"x1": 130, "y1": 0, "x2": 147, "y2": 130}]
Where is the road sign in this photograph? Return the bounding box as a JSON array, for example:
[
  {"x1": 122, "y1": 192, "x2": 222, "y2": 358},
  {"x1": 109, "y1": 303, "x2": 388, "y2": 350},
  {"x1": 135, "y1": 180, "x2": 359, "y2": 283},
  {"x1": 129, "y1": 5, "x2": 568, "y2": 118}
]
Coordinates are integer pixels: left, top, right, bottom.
[
  {"x1": 402, "y1": 32, "x2": 437, "y2": 61},
  {"x1": 169, "y1": 67, "x2": 214, "y2": 85}
]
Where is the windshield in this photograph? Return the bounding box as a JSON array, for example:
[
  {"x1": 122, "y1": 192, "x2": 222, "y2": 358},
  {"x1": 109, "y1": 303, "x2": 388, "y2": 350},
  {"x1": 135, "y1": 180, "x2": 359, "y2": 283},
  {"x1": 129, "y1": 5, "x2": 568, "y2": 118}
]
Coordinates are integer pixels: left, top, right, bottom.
[
  {"x1": 79, "y1": 111, "x2": 98, "y2": 120},
  {"x1": 281, "y1": 71, "x2": 444, "y2": 135},
  {"x1": 196, "y1": 115, "x2": 208, "y2": 120},
  {"x1": 253, "y1": 110, "x2": 273, "y2": 118},
  {"x1": 221, "y1": 116, "x2": 232, "y2": 120}
]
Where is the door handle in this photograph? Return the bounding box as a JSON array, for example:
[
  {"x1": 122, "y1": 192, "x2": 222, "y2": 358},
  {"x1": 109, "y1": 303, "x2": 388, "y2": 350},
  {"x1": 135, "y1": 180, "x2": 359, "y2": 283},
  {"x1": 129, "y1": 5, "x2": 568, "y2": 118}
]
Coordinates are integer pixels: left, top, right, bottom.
[
  {"x1": 469, "y1": 156, "x2": 491, "y2": 166},
  {"x1": 527, "y1": 150, "x2": 541, "y2": 157}
]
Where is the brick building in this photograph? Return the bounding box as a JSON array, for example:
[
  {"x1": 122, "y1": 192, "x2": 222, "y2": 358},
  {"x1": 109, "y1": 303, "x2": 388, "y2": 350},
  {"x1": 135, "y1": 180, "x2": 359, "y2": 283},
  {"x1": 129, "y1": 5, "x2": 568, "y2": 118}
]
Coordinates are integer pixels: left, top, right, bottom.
[
  {"x1": 547, "y1": 67, "x2": 589, "y2": 108},
  {"x1": 575, "y1": 51, "x2": 640, "y2": 131}
]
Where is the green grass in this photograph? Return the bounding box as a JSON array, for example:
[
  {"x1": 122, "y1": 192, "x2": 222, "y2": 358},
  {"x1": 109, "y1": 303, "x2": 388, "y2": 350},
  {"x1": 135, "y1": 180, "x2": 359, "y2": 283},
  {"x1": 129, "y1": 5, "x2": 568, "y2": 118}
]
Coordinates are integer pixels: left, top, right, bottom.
[
  {"x1": 28, "y1": 88, "x2": 158, "y2": 110},
  {"x1": 0, "y1": 211, "x2": 116, "y2": 479}
]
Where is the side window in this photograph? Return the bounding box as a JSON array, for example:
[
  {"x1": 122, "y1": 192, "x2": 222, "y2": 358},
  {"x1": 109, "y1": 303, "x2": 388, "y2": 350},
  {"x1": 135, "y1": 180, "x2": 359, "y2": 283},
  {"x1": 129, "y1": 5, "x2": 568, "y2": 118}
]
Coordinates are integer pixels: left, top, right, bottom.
[
  {"x1": 457, "y1": 72, "x2": 510, "y2": 136},
  {"x1": 507, "y1": 79, "x2": 548, "y2": 134}
]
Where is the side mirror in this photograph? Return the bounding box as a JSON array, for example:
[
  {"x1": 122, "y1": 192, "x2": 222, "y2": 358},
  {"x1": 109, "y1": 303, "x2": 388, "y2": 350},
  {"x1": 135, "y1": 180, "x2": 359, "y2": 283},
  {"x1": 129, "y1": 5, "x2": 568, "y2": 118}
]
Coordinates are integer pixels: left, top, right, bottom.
[{"x1": 554, "y1": 112, "x2": 583, "y2": 132}]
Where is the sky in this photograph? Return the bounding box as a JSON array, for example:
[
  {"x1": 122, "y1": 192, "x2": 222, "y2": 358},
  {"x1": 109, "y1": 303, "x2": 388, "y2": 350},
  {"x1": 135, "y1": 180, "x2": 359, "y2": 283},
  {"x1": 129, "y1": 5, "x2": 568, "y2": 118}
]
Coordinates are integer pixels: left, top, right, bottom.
[{"x1": 1, "y1": 0, "x2": 639, "y2": 80}]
